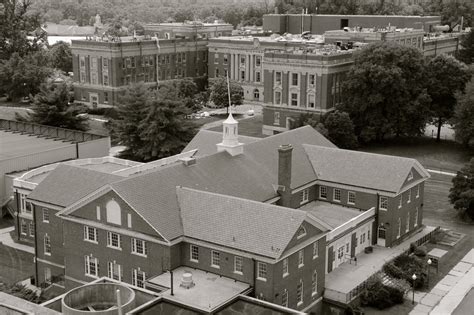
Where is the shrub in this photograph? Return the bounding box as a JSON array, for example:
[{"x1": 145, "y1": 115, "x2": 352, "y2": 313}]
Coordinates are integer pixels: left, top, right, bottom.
[
  {"x1": 414, "y1": 245, "x2": 427, "y2": 257},
  {"x1": 409, "y1": 242, "x2": 417, "y2": 253},
  {"x1": 392, "y1": 254, "x2": 428, "y2": 289},
  {"x1": 360, "y1": 277, "x2": 404, "y2": 309},
  {"x1": 383, "y1": 262, "x2": 404, "y2": 279}
]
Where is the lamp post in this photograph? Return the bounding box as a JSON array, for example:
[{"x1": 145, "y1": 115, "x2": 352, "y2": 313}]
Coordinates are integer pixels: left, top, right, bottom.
[
  {"x1": 412, "y1": 274, "x2": 417, "y2": 305},
  {"x1": 427, "y1": 259, "x2": 432, "y2": 288}
]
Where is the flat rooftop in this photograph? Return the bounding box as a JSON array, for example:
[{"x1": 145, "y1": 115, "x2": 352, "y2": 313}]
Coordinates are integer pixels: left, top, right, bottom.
[
  {"x1": 0, "y1": 131, "x2": 72, "y2": 161},
  {"x1": 147, "y1": 267, "x2": 250, "y2": 312},
  {"x1": 301, "y1": 201, "x2": 362, "y2": 229}
]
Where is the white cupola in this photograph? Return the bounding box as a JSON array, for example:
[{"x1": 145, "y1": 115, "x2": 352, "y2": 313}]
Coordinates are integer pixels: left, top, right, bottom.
[{"x1": 216, "y1": 112, "x2": 243, "y2": 156}]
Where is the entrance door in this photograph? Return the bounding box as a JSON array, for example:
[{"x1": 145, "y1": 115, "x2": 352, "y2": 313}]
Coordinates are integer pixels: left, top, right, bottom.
[{"x1": 377, "y1": 226, "x2": 386, "y2": 247}]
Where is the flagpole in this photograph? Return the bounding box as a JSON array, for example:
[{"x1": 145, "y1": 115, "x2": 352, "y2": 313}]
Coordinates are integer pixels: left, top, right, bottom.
[{"x1": 226, "y1": 71, "x2": 232, "y2": 115}]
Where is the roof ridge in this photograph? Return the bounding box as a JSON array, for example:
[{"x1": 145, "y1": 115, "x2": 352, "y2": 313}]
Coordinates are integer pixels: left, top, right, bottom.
[{"x1": 176, "y1": 186, "x2": 307, "y2": 216}]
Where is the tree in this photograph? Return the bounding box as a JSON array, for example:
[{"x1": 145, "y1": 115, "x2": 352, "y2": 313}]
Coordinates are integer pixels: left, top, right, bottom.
[
  {"x1": 0, "y1": 0, "x2": 46, "y2": 60},
  {"x1": 426, "y1": 54, "x2": 471, "y2": 141},
  {"x1": 458, "y1": 29, "x2": 474, "y2": 65},
  {"x1": 49, "y1": 41, "x2": 73, "y2": 73},
  {"x1": 209, "y1": 77, "x2": 243, "y2": 112},
  {"x1": 137, "y1": 97, "x2": 196, "y2": 161},
  {"x1": 452, "y1": 79, "x2": 474, "y2": 148},
  {"x1": 0, "y1": 51, "x2": 53, "y2": 100},
  {"x1": 111, "y1": 84, "x2": 150, "y2": 159},
  {"x1": 291, "y1": 111, "x2": 358, "y2": 149},
  {"x1": 20, "y1": 82, "x2": 89, "y2": 131},
  {"x1": 449, "y1": 158, "x2": 474, "y2": 220},
  {"x1": 339, "y1": 42, "x2": 430, "y2": 142}
]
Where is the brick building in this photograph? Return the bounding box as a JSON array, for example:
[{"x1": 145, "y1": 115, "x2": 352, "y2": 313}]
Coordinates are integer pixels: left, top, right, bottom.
[
  {"x1": 71, "y1": 36, "x2": 209, "y2": 107},
  {"x1": 21, "y1": 115, "x2": 429, "y2": 312},
  {"x1": 144, "y1": 21, "x2": 233, "y2": 39}
]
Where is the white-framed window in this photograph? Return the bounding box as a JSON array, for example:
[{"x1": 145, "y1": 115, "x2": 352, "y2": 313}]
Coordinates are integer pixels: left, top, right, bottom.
[
  {"x1": 298, "y1": 250, "x2": 304, "y2": 268},
  {"x1": 20, "y1": 194, "x2": 32, "y2": 214},
  {"x1": 311, "y1": 270, "x2": 318, "y2": 296},
  {"x1": 190, "y1": 245, "x2": 199, "y2": 262},
  {"x1": 43, "y1": 208, "x2": 49, "y2": 223},
  {"x1": 44, "y1": 267, "x2": 51, "y2": 285},
  {"x1": 108, "y1": 261, "x2": 122, "y2": 281},
  {"x1": 255, "y1": 55, "x2": 261, "y2": 67},
  {"x1": 234, "y1": 256, "x2": 243, "y2": 274},
  {"x1": 308, "y1": 94, "x2": 315, "y2": 108},
  {"x1": 399, "y1": 195, "x2": 403, "y2": 208},
  {"x1": 407, "y1": 190, "x2": 411, "y2": 203},
  {"x1": 281, "y1": 288, "x2": 288, "y2": 307},
  {"x1": 290, "y1": 93, "x2": 298, "y2": 106},
  {"x1": 131, "y1": 238, "x2": 147, "y2": 257},
  {"x1": 297, "y1": 226, "x2": 306, "y2": 239},
  {"x1": 240, "y1": 55, "x2": 246, "y2": 64},
  {"x1": 379, "y1": 196, "x2": 388, "y2": 210},
  {"x1": 85, "y1": 255, "x2": 98, "y2": 277},
  {"x1": 309, "y1": 74, "x2": 315, "y2": 86},
  {"x1": 274, "y1": 91, "x2": 281, "y2": 105},
  {"x1": 106, "y1": 200, "x2": 121, "y2": 225},
  {"x1": 282, "y1": 258, "x2": 289, "y2": 277},
  {"x1": 291, "y1": 73, "x2": 298, "y2": 86},
  {"x1": 222, "y1": 54, "x2": 228, "y2": 65},
  {"x1": 406, "y1": 212, "x2": 410, "y2": 232},
  {"x1": 333, "y1": 188, "x2": 341, "y2": 202},
  {"x1": 274, "y1": 112, "x2": 280, "y2": 125},
  {"x1": 132, "y1": 269, "x2": 146, "y2": 288},
  {"x1": 257, "y1": 262, "x2": 267, "y2": 281},
  {"x1": 348, "y1": 191, "x2": 356, "y2": 205},
  {"x1": 44, "y1": 234, "x2": 51, "y2": 255},
  {"x1": 107, "y1": 231, "x2": 121, "y2": 250},
  {"x1": 416, "y1": 185, "x2": 420, "y2": 198},
  {"x1": 29, "y1": 222, "x2": 34, "y2": 237},
  {"x1": 211, "y1": 250, "x2": 220, "y2": 268},
  {"x1": 84, "y1": 226, "x2": 98, "y2": 243},
  {"x1": 20, "y1": 220, "x2": 27, "y2": 235},
  {"x1": 300, "y1": 188, "x2": 309, "y2": 204},
  {"x1": 91, "y1": 57, "x2": 98, "y2": 70},
  {"x1": 414, "y1": 207, "x2": 418, "y2": 227},
  {"x1": 319, "y1": 186, "x2": 327, "y2": 199},
  {"x1": 397, "y1": 218, "x2": 401, "y2": 238},
  {"x1": 296, "y1": 279, "x2": 303, "y2": 305},
  {"x1": 313, "y1": 241, "x2": 319, "y2": 259},
  {"x1": 275, "y1": 71, "x2": 282, "y2": 85}
]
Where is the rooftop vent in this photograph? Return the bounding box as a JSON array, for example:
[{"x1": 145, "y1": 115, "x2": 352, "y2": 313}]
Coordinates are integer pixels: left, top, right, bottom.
[
  {"x1": 180, "y1": 271, "x2": 195, "y2": 289},
  {"x1": 179, "y1": 157, "x2": 196, "y2": 166}
]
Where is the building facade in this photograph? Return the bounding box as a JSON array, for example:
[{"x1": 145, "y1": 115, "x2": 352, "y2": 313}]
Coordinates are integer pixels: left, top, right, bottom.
[{"x1": 144, "y1": 21, "x2": 233, "y2": 39}]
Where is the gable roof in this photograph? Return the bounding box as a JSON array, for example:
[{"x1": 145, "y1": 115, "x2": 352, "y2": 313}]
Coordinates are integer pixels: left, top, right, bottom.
[
  {"x1": 27, "y1": 164, "x2": 121, "y2": 207},
  {"x1": 176, "y1": 186, "x2": 317, "y2": 259},
  {"x1": 303, "y1": 144, "x2": 430, "y2": 194},
  {"x1": 183, "y1": 129, "x2": 260, "y2": 157}
]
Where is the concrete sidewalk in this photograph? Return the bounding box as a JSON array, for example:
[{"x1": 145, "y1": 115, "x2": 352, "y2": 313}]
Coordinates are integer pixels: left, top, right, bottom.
[
  {"x1": 410, "y1": 248, "x2": 474, "y2": 315},
  {"x1": 0, "y1": 226, "x2": 34, "y2": 254}
]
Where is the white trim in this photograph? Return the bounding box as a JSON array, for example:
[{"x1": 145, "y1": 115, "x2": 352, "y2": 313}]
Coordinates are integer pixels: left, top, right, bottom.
[
  {"x1": 36, "y1": 258, "x2": 65, "y2": 268},
  {"x1": 64, "y1": 275, "x2": 87, "y2": 285},
  {"x1": 29, "y1": 200, "x2": 63, "y2": 211},
  {"x1": 302, "y1": 296, "x2": 323, "y2": 312}
]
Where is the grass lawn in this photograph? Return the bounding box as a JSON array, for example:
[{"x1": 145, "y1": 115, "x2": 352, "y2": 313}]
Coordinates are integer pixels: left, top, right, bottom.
[{"x1": 359, "y1": 137, "x2": 471, "y2": 173}]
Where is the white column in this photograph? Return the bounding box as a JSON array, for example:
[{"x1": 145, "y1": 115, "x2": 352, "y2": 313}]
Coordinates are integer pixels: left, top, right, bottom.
[{"x1": 250, "y1": 55, "x2": 254, "y2": 82}]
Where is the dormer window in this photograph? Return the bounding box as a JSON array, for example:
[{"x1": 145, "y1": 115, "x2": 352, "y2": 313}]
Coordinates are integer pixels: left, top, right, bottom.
[{"x1": 297, "y1": 226, "x2": 307, "y2": 239}]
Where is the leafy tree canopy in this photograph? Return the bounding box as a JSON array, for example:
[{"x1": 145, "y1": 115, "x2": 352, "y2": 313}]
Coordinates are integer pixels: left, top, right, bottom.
[
  {"x1": 209, "y1": 77, "x2": 243, "y2": 109},
  {"x1": 458, "y1": 29, "x2": 474, "y2": 65},
  {"x1": 426, "y1": 54, "x2": 471, "y2": 141},
  {"x1": 452, "y1": 79, "x2": 474, "y2": 149},
  {"x1": 339, "y1": 42, "x2": 430, "y2": 142},
  {"x1": 19, "y1": 82, "x2": 89, "y2": 131},
  {"x1": 449, "y1": 158, "x2": 474, "y2": 220},
  {"x1": 48, "y1": 41, "x2": 73, "y2": 73}
]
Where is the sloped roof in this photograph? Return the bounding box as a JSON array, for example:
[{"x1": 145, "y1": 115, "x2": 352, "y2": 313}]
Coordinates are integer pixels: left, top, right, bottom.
[
  {"x1": 183, "y1": 129, "x2": 260, "y2": 157},
  {"x1": 28, "y1": 164, "x2": 121, "y2": 207},
  {"x1": 110, "y1": 126, "x2": 335, "y2": 240},
  {"x1": 177, "y1": 187, "x2": 311, "y2": 259},
  {"x1": 301, "y1": 201, "x2": 362, "y2": 229},
  {"x1": 303, "y1": 144, "x2": 430, "y2": 194}
]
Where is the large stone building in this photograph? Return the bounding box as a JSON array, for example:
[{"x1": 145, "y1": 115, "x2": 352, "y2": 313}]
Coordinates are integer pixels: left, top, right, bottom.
[{"x1": 18, "y1": 115, "x2": 430, "y2": 312}]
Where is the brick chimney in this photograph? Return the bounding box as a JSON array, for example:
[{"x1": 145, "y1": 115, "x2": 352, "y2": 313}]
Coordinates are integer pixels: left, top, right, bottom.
[{"x1": 277, "y1": 144, "x2": 293, "y2": 207}]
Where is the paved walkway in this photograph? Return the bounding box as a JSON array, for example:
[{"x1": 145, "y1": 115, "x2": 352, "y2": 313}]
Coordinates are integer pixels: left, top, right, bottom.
[
  {"x1": 325, "y1": 226, "x2": 436, "y2": 303},
  {"x1": 0, "y1": 226, "x2": 34, "y2": 254},
  {"x1": 410, "y1": 248, "x2": 474, "y2": 315}
]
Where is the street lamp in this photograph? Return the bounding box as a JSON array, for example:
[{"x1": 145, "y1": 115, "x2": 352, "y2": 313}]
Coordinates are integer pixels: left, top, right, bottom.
[
  {"x1": 427, "y1": 259, "x2": 432, "y2": 288},
  {"x1": 412, "y1": 273, "x2": 417, "y2": 305}
]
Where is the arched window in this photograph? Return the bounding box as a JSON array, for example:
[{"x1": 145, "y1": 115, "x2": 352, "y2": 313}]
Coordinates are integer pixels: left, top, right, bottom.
[
  {"x1": 253, "y1": 89, "x2": 260, "y2": 100},
  {"x1": 106, "y1": 200, "x2": 121, "y2": 225}
]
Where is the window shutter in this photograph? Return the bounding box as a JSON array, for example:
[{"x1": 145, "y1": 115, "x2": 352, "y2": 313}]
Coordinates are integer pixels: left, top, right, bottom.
[
  {"x1": 144, "y1": 241, "x2": 148, "y2": 255},
  {"x1": 84, "y1": 226, "x2": 87, "y2": 240},
  {"x1": 84, "y1": 256, "x2": 88, "y2": 274},
  {"x1": 131, "y1": 238, "x2": 135, "y2": 253}
]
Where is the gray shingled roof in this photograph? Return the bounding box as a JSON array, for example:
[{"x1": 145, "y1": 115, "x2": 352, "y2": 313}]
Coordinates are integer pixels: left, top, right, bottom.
[
  {"x1": 177, "y1": 187, "x2": 310, "y2": 259},
  {"x1": 303, "y1": 144, "x2": 429, "y2": 194},
  {"x1": 182, "y1": 129, "x2": 260, "y2": 157},
  {"x1": 28, "y1": 165, "x2": 121, "y2": 207}
]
